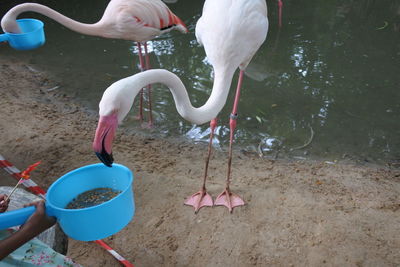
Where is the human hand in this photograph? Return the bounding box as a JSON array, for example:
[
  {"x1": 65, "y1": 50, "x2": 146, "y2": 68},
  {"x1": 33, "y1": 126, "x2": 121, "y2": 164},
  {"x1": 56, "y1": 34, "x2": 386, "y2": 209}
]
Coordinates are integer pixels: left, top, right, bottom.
[
  {"x1": 0, "y1": 194, "x2": 10, "y2": 213},
  {"x1": 0, "y1": 201, "x2": 56, "y2": 260},
  {"x1": 20, "y1": 201, "x2": 56, "y2": 236}
]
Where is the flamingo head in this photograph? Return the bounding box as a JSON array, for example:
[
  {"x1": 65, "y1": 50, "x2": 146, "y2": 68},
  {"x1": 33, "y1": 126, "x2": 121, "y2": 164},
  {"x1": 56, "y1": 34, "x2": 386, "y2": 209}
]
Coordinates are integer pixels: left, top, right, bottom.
[{"x1": 93, "y1": 113, "x2": 118, "y2": 167}]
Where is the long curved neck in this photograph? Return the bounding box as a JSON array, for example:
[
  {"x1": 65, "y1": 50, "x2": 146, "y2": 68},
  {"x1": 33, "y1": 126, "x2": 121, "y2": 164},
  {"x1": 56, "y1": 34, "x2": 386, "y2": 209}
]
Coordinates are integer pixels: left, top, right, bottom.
[
  {"x1": 101, "y1": 68, "x2": 236, "y2": 125},
  {"x1": 1, "y1": 3, "x2": 102, "y2": 35}
]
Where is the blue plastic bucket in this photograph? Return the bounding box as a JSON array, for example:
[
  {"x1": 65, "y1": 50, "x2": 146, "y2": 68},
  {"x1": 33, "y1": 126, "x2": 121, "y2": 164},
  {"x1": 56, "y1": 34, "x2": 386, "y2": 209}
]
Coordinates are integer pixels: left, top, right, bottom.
[
  {"x1": 0, "y1": 163, "x2": 135, "y2": 241},
  {"x1": 0, "y1": 18, "x2": 45, "y2": 50}
]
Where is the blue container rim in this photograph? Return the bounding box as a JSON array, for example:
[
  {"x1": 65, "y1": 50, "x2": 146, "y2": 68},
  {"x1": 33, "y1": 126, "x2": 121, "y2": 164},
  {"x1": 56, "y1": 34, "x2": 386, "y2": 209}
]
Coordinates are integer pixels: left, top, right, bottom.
[
  {"x1": 5, "y1": 18, "x2": 44, "y2": 36},
  {"x1": 46, "y1": 163, "x2": 133, "y2": 213}
]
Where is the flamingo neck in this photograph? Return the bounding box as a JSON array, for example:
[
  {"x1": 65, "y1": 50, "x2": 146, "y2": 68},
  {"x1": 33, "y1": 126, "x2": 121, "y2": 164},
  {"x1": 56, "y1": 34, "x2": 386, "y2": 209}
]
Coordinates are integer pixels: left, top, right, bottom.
[
  {"x1": 1, "y1": 3, "x2": 102, "y2": 36},
  {"x1": 100, "y1": 68, "x2": 236, "y2": 125}
]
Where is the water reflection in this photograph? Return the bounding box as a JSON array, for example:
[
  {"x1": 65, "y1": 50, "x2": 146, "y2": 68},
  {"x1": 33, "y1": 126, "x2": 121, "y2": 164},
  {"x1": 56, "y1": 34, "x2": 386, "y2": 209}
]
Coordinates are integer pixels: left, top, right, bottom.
[
  {"x1": 130, "y1": 39, "x2": 177, "y2": 56},
  {"x1": 1, "y1": 0, "x2": 399, "y2": 164}
]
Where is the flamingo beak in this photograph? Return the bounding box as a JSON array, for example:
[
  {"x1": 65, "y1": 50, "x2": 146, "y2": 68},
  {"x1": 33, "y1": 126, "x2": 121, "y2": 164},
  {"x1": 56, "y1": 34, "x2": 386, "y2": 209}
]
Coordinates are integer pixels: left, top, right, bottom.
[
  {"x1": 95, "y1": 147, "x2": 114, "y2": 167},
  {"x1": 93, "y1": 114, "x2": 118, "y2": 167}
]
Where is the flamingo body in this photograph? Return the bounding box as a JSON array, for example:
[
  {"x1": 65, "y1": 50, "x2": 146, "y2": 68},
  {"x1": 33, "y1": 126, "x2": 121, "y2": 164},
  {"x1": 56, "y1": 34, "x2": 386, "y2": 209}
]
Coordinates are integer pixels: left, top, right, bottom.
[{"x1": 195, "y1": 0, "x2": 268, "y2": 71}]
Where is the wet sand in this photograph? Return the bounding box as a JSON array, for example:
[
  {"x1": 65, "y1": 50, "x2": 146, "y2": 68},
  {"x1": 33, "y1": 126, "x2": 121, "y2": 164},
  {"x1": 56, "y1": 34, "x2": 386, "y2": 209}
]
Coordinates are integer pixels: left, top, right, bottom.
[{"x1": 0, "y1": 56, "x2": 399, "y2": 266}]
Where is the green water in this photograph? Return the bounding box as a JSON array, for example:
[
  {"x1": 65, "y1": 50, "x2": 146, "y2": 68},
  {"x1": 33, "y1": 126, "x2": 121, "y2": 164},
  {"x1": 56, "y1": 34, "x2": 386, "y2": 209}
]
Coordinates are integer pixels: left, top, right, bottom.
[{"x1": 2, "y1": 0, "x2": 400, "y2": 164}]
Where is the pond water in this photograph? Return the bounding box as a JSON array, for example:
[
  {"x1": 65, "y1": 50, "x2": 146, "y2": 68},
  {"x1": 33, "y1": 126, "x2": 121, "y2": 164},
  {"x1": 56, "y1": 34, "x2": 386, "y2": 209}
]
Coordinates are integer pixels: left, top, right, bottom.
[{"x1": 2, "y1": 0, "x2": 400, "y2": 164}]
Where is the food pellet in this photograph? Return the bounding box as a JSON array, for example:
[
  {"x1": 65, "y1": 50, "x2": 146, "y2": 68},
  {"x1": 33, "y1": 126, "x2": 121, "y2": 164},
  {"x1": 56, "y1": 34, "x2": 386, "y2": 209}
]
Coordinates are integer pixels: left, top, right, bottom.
[{"x1": 66, "y1": 187, "x2": 121, "y2": 209}]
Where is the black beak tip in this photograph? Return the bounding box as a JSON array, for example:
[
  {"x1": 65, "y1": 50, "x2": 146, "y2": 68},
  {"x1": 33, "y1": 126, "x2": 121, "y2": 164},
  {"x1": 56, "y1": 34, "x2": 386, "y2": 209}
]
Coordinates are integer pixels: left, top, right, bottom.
[{"x1": 95, "y1": 151, "x2": 114, "y2": 167}]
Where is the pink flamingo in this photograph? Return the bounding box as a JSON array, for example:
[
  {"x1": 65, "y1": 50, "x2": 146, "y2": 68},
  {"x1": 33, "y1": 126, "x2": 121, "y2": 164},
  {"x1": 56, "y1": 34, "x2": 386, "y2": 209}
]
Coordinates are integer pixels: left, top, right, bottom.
[
  {"x1": 93, "y1": 0, "x2": 268, "y2": 213},
  {"x1": 1, "y1": 0, "x2": 188, "y2": 125},
  {"x1": 185, "y1": 0, "x2": 268, "y2": 213}
]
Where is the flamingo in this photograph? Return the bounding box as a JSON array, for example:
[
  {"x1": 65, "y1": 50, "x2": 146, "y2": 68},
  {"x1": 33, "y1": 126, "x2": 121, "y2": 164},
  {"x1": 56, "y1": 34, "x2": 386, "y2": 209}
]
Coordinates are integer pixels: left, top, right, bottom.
[
  {"x1": 1, "y1": 0, "x2": 188, "y2": 125},
  {"x1": 93, "y1": 0, "x2": 268, "y2": 213},
  {"x1": 186, "y1": 0, "x2": 268, "y2": 213}
]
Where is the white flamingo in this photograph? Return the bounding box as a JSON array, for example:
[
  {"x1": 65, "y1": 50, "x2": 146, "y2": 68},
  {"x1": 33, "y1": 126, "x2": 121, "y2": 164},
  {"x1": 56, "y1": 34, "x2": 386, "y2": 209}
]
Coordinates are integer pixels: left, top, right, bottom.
[{"x1": 93, "y1": 0, "x2": 268, "y2": 213}]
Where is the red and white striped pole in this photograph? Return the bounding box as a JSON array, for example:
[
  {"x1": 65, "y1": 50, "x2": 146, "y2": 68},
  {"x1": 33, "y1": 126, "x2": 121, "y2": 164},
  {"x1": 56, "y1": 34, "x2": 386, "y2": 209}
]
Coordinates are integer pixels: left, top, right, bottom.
[{"x1": 0, "y1": 154, "x2": 134, "y2": 267}]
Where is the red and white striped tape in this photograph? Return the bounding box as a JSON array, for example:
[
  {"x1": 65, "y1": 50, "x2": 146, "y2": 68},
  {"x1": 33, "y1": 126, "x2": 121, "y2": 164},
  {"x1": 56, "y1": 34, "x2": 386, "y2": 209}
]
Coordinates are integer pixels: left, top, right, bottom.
[
  {"x1": 0, "y1": 154, "x2": 46, "y2": 199},
  {"x1": 94, "y1": 240, "x2": 134, "y2": 267},
  {"x1": 0, "y1": 154, "x2": 134, "y2": 267}
]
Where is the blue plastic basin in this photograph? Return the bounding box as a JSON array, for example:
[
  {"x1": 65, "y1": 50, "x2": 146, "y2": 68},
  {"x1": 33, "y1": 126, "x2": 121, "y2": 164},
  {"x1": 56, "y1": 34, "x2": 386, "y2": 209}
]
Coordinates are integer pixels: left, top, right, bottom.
[{"x1": 0, "y1": 163, "x2": 135, "y2": 241}]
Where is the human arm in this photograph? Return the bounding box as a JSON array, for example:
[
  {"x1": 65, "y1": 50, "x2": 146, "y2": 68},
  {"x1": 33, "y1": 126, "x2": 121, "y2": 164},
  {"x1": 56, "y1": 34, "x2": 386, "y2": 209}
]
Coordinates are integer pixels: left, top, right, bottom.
[{"x1": 0, "y1": 200, "x2": 56, "y2": 260}]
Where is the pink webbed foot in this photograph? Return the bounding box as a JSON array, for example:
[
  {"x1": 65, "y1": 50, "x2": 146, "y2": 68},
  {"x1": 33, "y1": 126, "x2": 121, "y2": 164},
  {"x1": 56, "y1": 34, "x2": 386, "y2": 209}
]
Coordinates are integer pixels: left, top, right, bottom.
[
  {"x1": 215, "y1": 189, "x2": 245, "y2": 213},
  {"x1": 184, "y1": 189, "x2": 213, "y2": 213}
]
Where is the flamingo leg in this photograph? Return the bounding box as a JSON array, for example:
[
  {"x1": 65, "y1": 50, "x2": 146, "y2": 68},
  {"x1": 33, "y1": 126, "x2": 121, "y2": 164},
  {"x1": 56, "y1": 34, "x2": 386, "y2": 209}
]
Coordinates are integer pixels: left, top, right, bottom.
[
  {"x1": 278, "y1": 0, "x2": 283, "y2": 28},
  {"x1": 144, "y1": 43, "x2": 154, "y2": 127},
  {"x1": 136, "y1": 42, "x2": 146, "y2": 122},
  {"x1": 184, "y1": 118, "x2": 217, "y2": 213},
  {"x1": 215, "y1": 70, "x2": 245, "y2": 213}
]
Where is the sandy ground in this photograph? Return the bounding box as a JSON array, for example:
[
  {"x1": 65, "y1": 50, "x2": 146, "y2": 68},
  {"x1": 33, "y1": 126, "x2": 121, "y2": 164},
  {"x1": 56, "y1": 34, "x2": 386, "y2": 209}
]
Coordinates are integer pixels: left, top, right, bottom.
[{"x1": 0, "y1": 56, "x2": 399, "y2": 267}]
